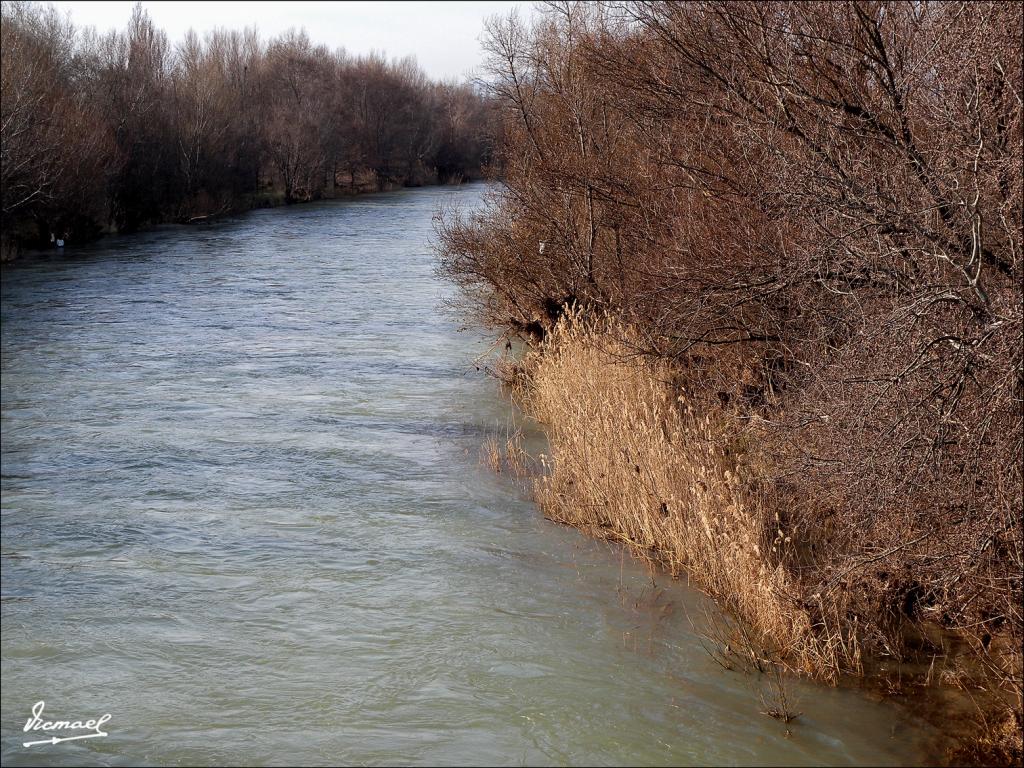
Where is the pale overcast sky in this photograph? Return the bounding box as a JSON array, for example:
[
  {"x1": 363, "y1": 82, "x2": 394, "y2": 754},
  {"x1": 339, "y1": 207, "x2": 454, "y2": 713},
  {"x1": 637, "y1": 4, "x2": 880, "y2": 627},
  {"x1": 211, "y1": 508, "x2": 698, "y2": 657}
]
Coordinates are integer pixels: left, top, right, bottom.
[{"x1": 51, "y1": 1, "x2": 534, "y2": 81}]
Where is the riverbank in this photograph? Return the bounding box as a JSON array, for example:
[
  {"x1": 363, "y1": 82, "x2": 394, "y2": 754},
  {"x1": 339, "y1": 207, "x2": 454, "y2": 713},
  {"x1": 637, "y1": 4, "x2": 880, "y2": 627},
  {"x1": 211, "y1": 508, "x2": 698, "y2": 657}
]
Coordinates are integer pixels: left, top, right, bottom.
[
  {"x1": 0, "y1": 176, "x2": 479, "y2": 263},
  {"x1": 489, "y1": 310, "x2": 1022, "y2": 766},
  {"x1": 436, "y1": 4, "x2": 1021, "y2": 763},
  {"x1": 3, "y1": 184, "x2": 939, "y2": 766}
]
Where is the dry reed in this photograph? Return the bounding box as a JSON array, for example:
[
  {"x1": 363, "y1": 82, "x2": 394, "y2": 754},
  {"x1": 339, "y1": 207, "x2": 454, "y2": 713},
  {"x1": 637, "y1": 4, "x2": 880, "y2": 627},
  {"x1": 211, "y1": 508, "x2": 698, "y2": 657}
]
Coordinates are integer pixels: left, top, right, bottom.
[
  {"x1": 522, "y1": 311, "x2": 858, "y2": 680},
  {"x1": 480, "y1": 311, "x2": 1021, "y2": 761}
]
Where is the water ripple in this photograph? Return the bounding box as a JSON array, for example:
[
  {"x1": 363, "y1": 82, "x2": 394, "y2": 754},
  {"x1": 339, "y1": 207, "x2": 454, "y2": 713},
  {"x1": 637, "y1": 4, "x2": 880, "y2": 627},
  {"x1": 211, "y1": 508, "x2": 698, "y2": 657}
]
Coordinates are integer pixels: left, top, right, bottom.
[{"x1": 1, "y1": 187, "x2": 936, "y2": 766}]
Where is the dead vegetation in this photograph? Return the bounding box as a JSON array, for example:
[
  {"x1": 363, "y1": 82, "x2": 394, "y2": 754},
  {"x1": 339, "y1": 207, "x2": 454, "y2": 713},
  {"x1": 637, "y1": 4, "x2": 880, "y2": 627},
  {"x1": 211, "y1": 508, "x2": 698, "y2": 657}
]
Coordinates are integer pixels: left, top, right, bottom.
[
  {"x1": 519, "y1": 314, "x2": 1019, "y2": 760},
  {"x1": 439, "y1": 2, "x2": 1021, "y2": 762},
  {"x1": 1, "y1": 2, "x2": 493, "y2": 248},
  {"x1": 479, "y1": 426, "x2": 531, "y2": 477},
  {"x1": 527, "y1": 313, "x2": 855, "y2": 679}
]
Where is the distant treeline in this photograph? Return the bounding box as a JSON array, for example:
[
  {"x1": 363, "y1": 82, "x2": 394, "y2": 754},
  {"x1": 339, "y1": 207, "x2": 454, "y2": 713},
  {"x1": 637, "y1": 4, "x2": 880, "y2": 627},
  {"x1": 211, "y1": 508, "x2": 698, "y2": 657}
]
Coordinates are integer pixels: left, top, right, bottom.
[{"x1": 1, "y1": 2, "x2": 495, "y2": 250}]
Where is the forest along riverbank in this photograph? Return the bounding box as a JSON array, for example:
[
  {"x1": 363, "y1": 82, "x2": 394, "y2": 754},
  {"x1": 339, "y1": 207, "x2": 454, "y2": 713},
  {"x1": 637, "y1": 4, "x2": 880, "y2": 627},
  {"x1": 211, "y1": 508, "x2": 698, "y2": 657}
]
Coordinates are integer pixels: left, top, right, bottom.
[
  {"x1": 1, "y1": 185, "x2": 938, "y2": 766},
  {"x1": 437, "y1": 4, "x2": 1022, "y2": 765},
  {"x1": 1, "y1": 3, "x2": 492, "y2": 257}
]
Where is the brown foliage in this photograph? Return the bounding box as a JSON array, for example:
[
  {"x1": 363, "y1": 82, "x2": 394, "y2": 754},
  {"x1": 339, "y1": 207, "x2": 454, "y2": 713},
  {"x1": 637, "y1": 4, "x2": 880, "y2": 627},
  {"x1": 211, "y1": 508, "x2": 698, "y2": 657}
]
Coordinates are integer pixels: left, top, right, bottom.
[
  {"x1": 1, "y1": 1, "x2": 495, "y2": 246},
  {"x1": 438, "y1": 1, "x2": 1022, "y2": 759},
  {"x1": 0, "y1": 2, "x2": 117, "y2": 237}
]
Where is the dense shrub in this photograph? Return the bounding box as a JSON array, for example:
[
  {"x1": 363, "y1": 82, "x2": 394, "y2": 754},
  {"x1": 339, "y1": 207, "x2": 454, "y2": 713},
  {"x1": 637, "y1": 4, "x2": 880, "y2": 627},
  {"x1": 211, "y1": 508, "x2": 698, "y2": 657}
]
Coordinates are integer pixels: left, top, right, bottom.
[{"x1": 439, "y1": 2, "x2": 1022, "y2": 760}]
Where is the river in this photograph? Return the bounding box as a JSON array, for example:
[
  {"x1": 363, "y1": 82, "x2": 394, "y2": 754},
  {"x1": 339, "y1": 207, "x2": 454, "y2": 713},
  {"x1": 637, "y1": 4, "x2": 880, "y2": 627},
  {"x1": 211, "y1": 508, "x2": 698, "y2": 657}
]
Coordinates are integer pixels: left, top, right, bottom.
[{"x1": 1, "y1": 185, "x2": 938, "y2": 766}]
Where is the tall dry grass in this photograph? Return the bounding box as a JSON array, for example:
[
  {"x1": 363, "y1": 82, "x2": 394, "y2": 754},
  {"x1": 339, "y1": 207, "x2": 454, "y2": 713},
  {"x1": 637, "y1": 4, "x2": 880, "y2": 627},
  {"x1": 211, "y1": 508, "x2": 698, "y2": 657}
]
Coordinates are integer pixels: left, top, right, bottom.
[
  {"x1": 504, "y1": 311, "x2": 1022, "y2": 761},
  {"x1": 524, "y1": 312, "x2": 859, "y2": 681}
]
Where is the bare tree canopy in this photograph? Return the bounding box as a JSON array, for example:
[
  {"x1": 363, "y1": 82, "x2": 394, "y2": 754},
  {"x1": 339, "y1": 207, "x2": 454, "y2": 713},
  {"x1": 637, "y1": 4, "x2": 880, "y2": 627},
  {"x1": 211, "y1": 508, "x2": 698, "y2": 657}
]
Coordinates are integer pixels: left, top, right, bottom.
[
  {"x1": 438, "y1": 2, "x2": 1022, "y2": 761},
  {"x1": 1, "y1": 1, "x2": 495, "y2": 249}
]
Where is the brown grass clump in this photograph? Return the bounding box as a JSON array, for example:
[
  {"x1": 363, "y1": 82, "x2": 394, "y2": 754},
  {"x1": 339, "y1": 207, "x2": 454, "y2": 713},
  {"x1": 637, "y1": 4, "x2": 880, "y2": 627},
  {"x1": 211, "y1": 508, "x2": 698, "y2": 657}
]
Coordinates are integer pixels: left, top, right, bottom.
[
  {"x1": 516, "y1": 312, "x2": 1021, "y2": 763},
  {"x1": 479, "y1": 424, "x2": 532, "y2": 478},
  {"x1": 480, "y1": 436, "x2": 503, "y2": 474},
  {"x1": 526, "y1": 312, "x2": 858, "y2": 680}
]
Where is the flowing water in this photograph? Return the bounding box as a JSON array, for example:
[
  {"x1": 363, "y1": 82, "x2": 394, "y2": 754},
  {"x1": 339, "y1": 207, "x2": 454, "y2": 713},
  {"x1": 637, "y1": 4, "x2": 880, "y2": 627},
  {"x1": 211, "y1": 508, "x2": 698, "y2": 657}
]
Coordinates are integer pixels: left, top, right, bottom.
[{"x1": 1, "y1": 185, "x2": 938, "y2": 766}]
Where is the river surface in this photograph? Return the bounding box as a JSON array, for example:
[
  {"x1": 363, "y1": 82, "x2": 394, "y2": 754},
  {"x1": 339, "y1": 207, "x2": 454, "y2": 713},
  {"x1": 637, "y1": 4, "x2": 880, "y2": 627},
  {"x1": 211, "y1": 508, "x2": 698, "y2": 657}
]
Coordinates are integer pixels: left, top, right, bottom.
[{"x1": 1, "y1": 185, "x2": 938, "y2": 766}]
